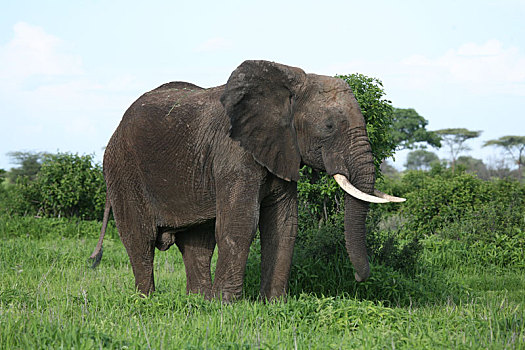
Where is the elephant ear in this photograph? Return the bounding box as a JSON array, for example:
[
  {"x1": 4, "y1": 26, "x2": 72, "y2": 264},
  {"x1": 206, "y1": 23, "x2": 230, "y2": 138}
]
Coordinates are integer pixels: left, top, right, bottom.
[{"x1": 220, "y1": 60, "x2": 306, "y2": 182}]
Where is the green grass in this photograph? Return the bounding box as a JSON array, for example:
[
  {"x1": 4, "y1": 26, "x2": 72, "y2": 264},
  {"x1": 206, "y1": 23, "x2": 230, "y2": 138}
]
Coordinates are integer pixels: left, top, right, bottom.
[{"x1": 1, "y1": 216, "x2": 524, "y2": 349}]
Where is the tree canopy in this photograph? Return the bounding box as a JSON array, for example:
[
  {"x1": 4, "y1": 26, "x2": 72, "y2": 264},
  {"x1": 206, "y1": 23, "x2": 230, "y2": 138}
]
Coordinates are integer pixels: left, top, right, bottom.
[
  {"x1": 392, "y1": 108, "x2": 441, "y2": 150},
  {"x1": 483, "y1": 135, "x2": 525, "y2": 179},
  {"x1": 455, "y1": 156, "x2": 488, "y2": 177},
  {"x1": 435, "y1": 128, "x2": 482, "y2": 170},
  {"x1": 6, "y1": 151, "x2": 49, "y2": 183},
  {"x1": 405, "y1": 150, "x2": 440, "y2": 171},
  {"x1": 337, "y1": 74, "x2": 397, "y2": 175}
]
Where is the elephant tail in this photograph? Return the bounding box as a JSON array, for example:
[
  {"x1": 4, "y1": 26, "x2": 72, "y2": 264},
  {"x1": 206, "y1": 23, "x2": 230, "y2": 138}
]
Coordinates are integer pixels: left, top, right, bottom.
[{"x1": 89, "y1": 195, "x2": 111, "y2": 268}]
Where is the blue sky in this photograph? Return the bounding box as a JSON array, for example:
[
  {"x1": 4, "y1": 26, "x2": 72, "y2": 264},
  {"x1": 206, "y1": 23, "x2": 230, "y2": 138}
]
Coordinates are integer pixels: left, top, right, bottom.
[{"x1": 1, "y1": 0, "x2": 524, "y2": 170}]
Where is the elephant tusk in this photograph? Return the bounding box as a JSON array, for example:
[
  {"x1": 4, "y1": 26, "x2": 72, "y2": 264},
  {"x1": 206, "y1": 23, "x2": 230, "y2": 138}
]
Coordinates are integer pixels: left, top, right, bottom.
[
  {"x1": 333, "y1": 174, "x2": 389, "y2": 204},
  {"x1": 373, "y1": 189, "x2": 406, "y2": 202}
]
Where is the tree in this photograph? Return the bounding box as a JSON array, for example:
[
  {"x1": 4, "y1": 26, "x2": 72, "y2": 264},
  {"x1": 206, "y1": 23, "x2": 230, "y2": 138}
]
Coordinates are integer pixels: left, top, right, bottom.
[
  {"x1": 483, "y1": 135, "x2": 525, "y2": 180},
  {"x1": 6, "y1": 151, "x2": 49, "y2": 183},
  {"x1": 456, "y1": 156, "x2": 488, "y2": 178},
  {"x1": 15, "y1": 153, "x2": 106, "y2": 219},
  {"x1": 380, "y1": 160, "x2": 399, "y2": 179},
  {"x1": 405, "y1": 150, "x2": 440, "y2": 171},
  {"x1": 392, "y1": 108, "x2": 441, "y2": 150},
  {"x1": 337, "y1": 74, "x2": 397, "y2": 175},
  {"x1": 435, "y1": 128, "x2": 482, "y2": 171}
]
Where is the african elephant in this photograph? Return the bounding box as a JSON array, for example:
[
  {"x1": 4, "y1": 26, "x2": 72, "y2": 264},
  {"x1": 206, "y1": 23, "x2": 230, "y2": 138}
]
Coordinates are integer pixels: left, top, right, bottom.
[{"x1": 90, "y1": 60, "x2": 404, "y2": 302}]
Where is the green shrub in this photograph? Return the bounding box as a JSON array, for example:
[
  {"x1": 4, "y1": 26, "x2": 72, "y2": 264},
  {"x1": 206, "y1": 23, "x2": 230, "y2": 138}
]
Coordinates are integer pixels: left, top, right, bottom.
[
  {"x1": 375, "y1": 167, "x2": 525, "y2": 268},
  {"x1": 297, "y1": 167, "x2": 342, "y2": 232},
  {"x1": 297, "y1": 165, "x2": 422, "y2": 280},
  {"x1": 338, "y1": 73, "x2": 397, "y2": 175},
  {"x1": 366, "y1": 229, "x2": 422, "y2": 275},
  {"x1": 295, "y1": 209, "x2": 422, "y2": 281},
  {"x1": 402, "y1": 169, "x2": 490, "y2": 237},
  {"x1": 13, "y1": 153, "x2": 106, "y2": 220},
  {"x1": 397, "y1": 168, "x2": 525, "y2": 240},
  {"x1": 0, "y1": 181, "x2": 33, "y2": 216},
  {"x1": 295, "y1": 219, "x2": 346, "y2": 263}
]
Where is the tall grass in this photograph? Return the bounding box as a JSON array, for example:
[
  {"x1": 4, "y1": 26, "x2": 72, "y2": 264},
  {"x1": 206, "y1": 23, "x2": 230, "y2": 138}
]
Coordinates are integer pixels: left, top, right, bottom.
[{"x1": 1, "y1": 216, "x2": 524, "y2": 348}]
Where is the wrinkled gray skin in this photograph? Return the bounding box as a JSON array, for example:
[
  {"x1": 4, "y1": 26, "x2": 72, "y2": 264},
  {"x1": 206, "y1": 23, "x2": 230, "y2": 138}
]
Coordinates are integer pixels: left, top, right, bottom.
[{"x1": 97, "y1": 60, "x2": 376, "y2": 302}]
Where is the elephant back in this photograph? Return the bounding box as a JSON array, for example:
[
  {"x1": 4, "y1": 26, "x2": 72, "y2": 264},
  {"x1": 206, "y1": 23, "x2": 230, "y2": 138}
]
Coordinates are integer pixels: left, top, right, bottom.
[
  {"x1": 151, "y1": 81, "x2": 203, "y2": 93},
  {"x1": 131, "y1": 81, "x2": 206, "y2": 115}
]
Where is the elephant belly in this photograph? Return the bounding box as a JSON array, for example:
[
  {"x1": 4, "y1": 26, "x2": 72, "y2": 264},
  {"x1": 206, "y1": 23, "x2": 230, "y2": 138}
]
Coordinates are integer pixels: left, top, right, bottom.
[{"x1": 146, "y1": 173, "x2": 217, "y2": 230}]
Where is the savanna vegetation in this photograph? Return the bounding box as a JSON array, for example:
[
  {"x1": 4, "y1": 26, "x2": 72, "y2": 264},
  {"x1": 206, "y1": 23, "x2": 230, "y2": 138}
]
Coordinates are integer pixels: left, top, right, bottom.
[{"x1": 1, "y1": 74, "x2": 524, "y2": 348}]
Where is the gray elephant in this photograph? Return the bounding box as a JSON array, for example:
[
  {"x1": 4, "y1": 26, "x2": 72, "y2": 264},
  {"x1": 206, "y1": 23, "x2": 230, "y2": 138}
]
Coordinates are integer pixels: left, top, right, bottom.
[{"x1": 90, "y1": 60, "x2": 404, "y2": 302}]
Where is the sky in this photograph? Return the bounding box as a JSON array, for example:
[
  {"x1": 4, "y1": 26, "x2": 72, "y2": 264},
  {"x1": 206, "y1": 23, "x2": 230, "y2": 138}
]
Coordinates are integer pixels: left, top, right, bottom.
[{"x1": 1, "y1": 0, "x2": 524, "y2": 171}]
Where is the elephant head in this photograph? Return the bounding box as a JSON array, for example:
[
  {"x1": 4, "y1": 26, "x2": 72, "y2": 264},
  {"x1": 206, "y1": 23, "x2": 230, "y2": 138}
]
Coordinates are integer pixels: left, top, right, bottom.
[{"x1": 221, "y1": 60, "x2": 404, "y2": 282}]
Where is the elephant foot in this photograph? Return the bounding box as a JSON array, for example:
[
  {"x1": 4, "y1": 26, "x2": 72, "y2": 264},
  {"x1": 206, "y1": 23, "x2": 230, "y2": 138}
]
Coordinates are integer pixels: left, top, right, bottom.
[
  {"x1": 210, "y1": 288, "x2": 242, "y2": 303},
  {"x1": 259, "y1": 293, "x2": 287, "y2": 304},
  {"x1": 136, "y1": 278, "x2": 155, "y2": 297}
]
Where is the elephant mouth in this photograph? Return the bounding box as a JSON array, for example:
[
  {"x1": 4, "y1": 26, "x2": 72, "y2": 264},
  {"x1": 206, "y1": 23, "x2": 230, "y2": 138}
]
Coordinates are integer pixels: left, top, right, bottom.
[{"x1": 333, "y1": 174, "x2": 406, "y2": 203}]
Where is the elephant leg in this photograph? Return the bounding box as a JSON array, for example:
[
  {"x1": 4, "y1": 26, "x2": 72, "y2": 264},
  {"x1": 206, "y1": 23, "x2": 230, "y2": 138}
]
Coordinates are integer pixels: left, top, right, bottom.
[
  {"x1": 259, "y1": 182, "x2": 297, "y2": 301},
  {"x1": 212, "y1": 180, "x2": 261, "y2": 302},
  {"x1": 111, "y1": 194, "x2": 156, "y2": 296},
  {"x1": 175, "y1": 224, "x2": 216, "y2": 297}
]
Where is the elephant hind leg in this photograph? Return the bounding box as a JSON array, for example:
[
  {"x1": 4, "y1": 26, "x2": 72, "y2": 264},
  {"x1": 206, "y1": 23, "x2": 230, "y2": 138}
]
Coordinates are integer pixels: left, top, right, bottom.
[
  {"x1": 129, "y1": 243, "x2": 156, "y2": 296},
  {"x1": 175, "y1": 224, "x2": 216, "y2": 298},
  {"x1": 111, "y1": 194, "x2": 157, "y2": 296}
]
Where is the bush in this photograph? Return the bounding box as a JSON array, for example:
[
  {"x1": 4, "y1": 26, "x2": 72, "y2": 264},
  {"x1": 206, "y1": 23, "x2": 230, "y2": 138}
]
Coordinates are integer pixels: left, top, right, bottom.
[
  {"x1": 366, "y1": 228, "x2": 422, "y2": 275},
  {"x1": 297, "y1": 167, "x2": 342, "y2": 232},
  {"x1": 295, "y1": 219, "x2": 346, "y2": 263},
  {"x1": 401, "y1": 169, "x2": 490, "y2": 237},
  {"x1": 12, "y1": 153, "x2": 106, "y2": 220},
  {"x1": 337, "y1": 74, "x2": 397, "y2": 175},
  {"x1": 295, "y1": 208, "x2": 422, "y2": 279},
  {"x1": 0, "y1": 180, "x2": 33, "y2": 216},
  {"x1": 374, "y1": 166, "x2": 525, "y2": 268},
  {"x1": 396, "y1": 167, "x2": 525, "y2": 241}
]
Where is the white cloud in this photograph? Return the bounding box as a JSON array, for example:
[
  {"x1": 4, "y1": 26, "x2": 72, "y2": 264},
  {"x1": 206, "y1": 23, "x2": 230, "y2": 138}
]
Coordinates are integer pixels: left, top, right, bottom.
[
  {"x1": 401, "y1": 40, "x2": 525, "y2": 95},
  {"x1": 0, "y1": 23, "x2": 140, "y2": 169},
  {"x1": 0, "y1": 22, "x2": 83, "y2": 86},
  {"x1": 326, "y1": 40, "x2": 525, "y2": 97},
  {"x1": 194, "y1": 37, "x2": 232, "y2": 53}
]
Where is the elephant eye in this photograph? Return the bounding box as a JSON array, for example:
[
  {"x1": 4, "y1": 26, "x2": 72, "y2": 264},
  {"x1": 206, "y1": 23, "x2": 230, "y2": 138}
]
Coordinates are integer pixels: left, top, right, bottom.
[{"x1": 325, "y1": 121, "x2": 334, "y2": 131}]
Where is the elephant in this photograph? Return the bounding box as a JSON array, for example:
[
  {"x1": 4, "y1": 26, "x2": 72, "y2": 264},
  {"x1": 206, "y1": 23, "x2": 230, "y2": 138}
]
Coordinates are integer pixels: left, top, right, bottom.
[{"x1": 89, "y1": 60, "x2": 405, "y2": 302}]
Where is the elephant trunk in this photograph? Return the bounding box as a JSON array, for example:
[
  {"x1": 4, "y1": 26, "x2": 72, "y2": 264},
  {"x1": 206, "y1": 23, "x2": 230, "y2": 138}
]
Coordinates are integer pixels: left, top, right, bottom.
[
  {"x1": 343, "y1": 132, "x2": 375, "y2": 282},
  {"x1": 344, "y1": 193, "x2": 371, "y2": 281},
  {"x1": 325, "y1": 128, "x2": 405, "y2": 281}
]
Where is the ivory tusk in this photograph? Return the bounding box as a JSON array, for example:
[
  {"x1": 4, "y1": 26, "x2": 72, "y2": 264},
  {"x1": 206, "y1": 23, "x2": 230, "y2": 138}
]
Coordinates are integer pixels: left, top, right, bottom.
[
  {"x1": 374, "y1": 189, "x2": 406, "y2": 202},
  {"x1": 333, "y1": 174, "x2": 389, "y2": 204}
]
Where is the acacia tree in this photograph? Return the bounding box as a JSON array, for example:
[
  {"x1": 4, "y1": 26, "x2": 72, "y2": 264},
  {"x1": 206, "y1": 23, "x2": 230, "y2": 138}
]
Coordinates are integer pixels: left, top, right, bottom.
[
  {"x1": 435, "y1": 128, "x2": 482, "y2": 171},
  {"x1": 483, "y1": 135, "x2": 525, "y2": 180},
  {"x1": 6, "y1": 151, "x2": 49, "y2": 183},
  {"x1": 392, "y1": 108, "x2": 441, "y2": 150}
]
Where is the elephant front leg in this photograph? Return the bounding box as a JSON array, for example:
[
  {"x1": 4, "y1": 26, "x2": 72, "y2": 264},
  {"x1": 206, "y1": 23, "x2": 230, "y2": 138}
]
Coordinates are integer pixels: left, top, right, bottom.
[
  {"x1": 211, "y1": 181, "x2": 261, "y2": 302},
  {"x1": 259, "y1": 182, "x2": 297, "y2": 301}
]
